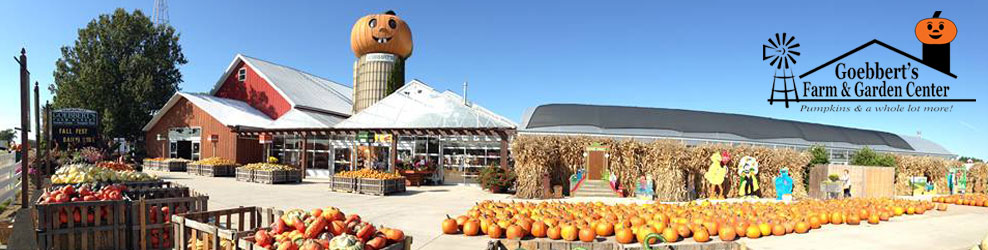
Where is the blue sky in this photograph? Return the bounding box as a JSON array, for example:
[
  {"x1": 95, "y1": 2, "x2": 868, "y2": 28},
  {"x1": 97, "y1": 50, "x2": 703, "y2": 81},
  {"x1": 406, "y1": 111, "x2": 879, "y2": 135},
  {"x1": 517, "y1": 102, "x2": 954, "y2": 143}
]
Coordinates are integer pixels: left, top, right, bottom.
[{"x1": 1, "y1": 1, "x2": 985, "y2": 159}]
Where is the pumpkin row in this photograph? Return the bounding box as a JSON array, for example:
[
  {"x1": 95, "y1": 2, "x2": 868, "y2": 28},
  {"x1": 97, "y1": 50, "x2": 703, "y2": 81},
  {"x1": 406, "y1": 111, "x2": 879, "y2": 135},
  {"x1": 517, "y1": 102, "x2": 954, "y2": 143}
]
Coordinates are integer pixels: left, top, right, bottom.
[{"x1": 441, "y1": 198, "x2": 942, "y2": 244}]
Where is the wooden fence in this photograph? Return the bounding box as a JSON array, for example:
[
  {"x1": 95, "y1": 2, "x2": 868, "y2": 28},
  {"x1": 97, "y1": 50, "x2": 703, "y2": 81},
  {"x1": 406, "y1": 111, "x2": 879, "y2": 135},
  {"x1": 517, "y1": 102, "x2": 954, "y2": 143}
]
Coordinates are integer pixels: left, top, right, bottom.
[
  {"x1": 808, "y1": 164, "x2": 895, "y2": 199},
  {"x1": 0, "y1": 153, "x2": 19, "y2": 205}
]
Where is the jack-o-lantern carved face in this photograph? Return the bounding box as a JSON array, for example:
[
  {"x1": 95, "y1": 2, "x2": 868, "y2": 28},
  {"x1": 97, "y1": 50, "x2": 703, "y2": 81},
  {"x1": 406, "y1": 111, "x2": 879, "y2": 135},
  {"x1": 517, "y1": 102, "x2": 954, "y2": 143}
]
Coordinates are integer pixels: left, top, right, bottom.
[
  {"x1": 915, "y1": 11, "x2": 956, "y2": 44},
  {"x1": 351, "y1": 10, "x2": 413, "y2": 58}
]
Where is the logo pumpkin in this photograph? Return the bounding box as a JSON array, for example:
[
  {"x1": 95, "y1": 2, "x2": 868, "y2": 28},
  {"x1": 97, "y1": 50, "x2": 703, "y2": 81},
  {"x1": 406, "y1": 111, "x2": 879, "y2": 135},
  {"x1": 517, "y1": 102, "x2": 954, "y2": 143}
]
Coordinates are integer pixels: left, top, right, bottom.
[{"x1": 915, "y1": 11, "x2": 956, "y2": 44}]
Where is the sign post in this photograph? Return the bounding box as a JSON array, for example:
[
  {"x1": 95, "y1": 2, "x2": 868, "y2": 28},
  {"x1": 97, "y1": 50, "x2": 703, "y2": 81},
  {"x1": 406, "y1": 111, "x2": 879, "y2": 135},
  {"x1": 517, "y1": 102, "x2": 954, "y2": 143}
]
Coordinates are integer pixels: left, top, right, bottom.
[
  {"x1": 208, "y1": 134, "x2": 219, "y2": 158},
  {"x1": 259, "y1": 134, "x2": 273, "y2": 160}
]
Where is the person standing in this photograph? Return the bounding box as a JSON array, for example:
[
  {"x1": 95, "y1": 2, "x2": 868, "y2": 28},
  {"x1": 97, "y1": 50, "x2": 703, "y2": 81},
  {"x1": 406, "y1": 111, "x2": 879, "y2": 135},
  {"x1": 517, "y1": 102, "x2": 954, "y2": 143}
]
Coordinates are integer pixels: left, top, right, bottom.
[{"x1": 840, "y1": 169, "x2": 852, "y2": 198}]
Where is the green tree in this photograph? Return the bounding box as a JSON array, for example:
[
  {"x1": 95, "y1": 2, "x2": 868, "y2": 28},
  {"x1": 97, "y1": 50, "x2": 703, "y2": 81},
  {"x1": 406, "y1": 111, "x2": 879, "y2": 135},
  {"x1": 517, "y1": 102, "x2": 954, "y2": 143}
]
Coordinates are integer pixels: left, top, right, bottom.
[
  {"x1": 52, "y1": 8, "x2": 187, "y2": 141},
  {"x1": 0, "y1": 129, "x2": 15, "y2": 144},
  {"x1": 958, "y1": 156, "x2": 983, "y2": 163},
  {"x1": 808, "y1": 145, "x2": 830, "y2": 165},
  {"x1": 850, "y1": 147, "x2": 896, "y2": 167}
]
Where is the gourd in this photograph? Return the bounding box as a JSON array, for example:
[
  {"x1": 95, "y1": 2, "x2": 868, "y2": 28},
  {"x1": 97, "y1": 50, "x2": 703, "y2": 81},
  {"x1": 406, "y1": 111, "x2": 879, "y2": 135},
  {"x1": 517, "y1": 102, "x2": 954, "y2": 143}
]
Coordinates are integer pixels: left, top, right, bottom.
[{"x1": 328, "y1": 234, "x2": 363, "y2": 250}]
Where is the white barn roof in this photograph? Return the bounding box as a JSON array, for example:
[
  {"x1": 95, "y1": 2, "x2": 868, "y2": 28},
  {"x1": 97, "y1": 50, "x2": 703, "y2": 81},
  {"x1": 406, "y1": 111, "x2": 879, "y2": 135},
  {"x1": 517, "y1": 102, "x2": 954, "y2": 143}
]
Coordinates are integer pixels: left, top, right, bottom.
[{"x1": 334, "y1": 80, "x2": 517, "y2": 129}]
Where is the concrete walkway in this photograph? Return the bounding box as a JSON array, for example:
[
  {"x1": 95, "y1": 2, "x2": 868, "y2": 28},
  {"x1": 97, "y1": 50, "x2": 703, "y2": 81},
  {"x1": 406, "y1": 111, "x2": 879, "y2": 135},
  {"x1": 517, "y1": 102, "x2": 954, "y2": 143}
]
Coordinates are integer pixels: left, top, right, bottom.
[{"x1": 154, "y1": 170, "x2": 988, "y2": 250}]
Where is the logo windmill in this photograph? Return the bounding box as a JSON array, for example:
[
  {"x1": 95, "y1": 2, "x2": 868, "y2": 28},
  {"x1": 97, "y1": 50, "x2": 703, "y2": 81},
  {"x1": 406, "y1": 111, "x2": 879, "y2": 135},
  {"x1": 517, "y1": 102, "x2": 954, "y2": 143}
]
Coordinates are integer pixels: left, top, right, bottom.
[{"x1": 763, "y1": 33, "x2": 801, "y2": 108}]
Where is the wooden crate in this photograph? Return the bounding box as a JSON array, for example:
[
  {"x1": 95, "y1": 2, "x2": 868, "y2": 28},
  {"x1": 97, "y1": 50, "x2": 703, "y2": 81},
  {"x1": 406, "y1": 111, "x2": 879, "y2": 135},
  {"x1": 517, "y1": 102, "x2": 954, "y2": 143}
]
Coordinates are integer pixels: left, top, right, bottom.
[
  {"x1": 808, "y1": 164, "x2": 895, "y2": 199},
  {"x1": 132, "y1": 193, "x2": 209, "y2": 250},
  {"x1": 236, "y1": 168, "x2": 253, "y2": 183},
  {"x1": 162, "y1": 161, "x2": 189, "y2": 172},
  {"x1": 252, "y1": 170, "x2": 301, "y2": 184},
  {"x1": 200, "y1": 164, "x2": 238, "y2": 177},
  {"x1": 143, "y1": 159, "x2": 159, "y2": 171},
  {"x1": 238, "y1": 234, "x2": 412, "y2": 250},
  {"x1": 357, "y1": 178, "x2": 405, "y2": 196},
  {"x1": 330, "y1": 176, "x2": 357, "y2": 193},
  {"x1": 188, "y1": 163, "x2": 202, "y2": 176},
  {"x1": 34, "y1": 198, "x2": 131, "y2": 250},
  {"x1": 172, "y1": 207, "x2": 282, "y2": 250}
]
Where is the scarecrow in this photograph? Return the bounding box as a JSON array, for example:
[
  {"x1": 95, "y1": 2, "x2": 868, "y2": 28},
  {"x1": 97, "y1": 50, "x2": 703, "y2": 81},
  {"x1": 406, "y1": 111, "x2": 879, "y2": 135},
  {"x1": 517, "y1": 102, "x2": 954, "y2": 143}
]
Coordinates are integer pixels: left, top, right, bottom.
[
  {"x1": 704, "y1": 151, "x2": 730, "y2": 199},
  {"x1": 737, "y1": 156, "x2": 760, "y2": 198},
  {"x1": 774, "y1": 168, "x2": 794, "y2": 200}
]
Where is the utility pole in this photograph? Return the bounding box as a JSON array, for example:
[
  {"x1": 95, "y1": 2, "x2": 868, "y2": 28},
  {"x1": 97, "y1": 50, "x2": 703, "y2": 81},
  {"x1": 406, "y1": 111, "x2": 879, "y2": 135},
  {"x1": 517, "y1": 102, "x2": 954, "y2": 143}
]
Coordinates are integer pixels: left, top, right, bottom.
[{"x1": 16, "y1": 48, "x2": 30, "y2": 208}]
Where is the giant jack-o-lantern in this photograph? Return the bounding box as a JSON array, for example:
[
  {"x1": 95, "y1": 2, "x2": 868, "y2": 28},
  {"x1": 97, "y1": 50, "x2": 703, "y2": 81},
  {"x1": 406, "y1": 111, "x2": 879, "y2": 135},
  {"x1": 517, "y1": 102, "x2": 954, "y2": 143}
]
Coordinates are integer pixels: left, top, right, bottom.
[
  {"x1": 915, "y1": 11, "x2": 956, "y2": 45},
  {"x1": 351, "y1": 10, "x2": 413, "y2": 58}
]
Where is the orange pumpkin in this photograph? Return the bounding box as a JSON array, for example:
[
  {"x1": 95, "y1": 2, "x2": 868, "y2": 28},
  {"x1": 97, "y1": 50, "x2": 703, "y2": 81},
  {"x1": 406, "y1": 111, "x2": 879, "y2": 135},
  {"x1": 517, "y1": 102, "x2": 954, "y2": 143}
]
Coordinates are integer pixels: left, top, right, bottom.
[
  {"x1": 830, "y1": 212, "x2": 843, "y2": 225},
  {"x1": 794, "y1": 221, "x2": 810, "y2": 234},
  {"x1": 809, "y1": 217, "x2": 821, "y2": 229},
  {"x1": 463, "y1": 220, "x2": 481, "y2": 236},
  {"x1": 531, "y1": 221, "x2": 547, "y2": 238},
  {"x1": 615, "y1": 228, "x2": 635, "y2": 244},
  {"x1": 879, "y1": 212, "x2": 890, "y2": 221},
  {"x1": 506, "y1": 225, "x2": 524, "y2": 239},
  {"x1": 595, "y1": 221, "x2": 614, "y2": 236},
  {"x1": 578, "y1": 227, "x2": 596, "y2": 242},
  {"x1": 936, "y1": 204, "x2": 948, "y2": 211},
  {"x1": 915, "y1": 11, "x2": 957, "y2": 44},
  {"x1": 846, "y1": 214, "x2": 861, "y2": 225},
  {"x1": 661, "y1": 227, "x2": 680, "y2": 243},
  {"x1": 487, "y1": 224, "x2": 503, "y2": 239},
  {"x1": 351, "y1": 10, "x2": 414, "y2": 58},
  {"x1": 676, "y1": 224, "x2": 692, "y2": 238},
  {"x1": 442, "y1": 215, "x2": 459, "y2": 234},
  {"x1": 758, "y1": 222, "x2": 771, "y2": 236},
  {"x1": 693, "y1": 227, "x2": 711, "y2": 243},
  {"x1": 719, "y1": 226, "x2": 737, "y2": 241},
  {"x1": 772, "y1": 224, "x2": 786, "y2": 236},
  {"x1": 561, "y1": 225, "x2": 579, "y2": 241},
  {"x1": 547, "y1": 226, "x2": 562, "y2": 240},
  {"x1": 867, "y1": 214, "x2": 880, "y2": 225}
]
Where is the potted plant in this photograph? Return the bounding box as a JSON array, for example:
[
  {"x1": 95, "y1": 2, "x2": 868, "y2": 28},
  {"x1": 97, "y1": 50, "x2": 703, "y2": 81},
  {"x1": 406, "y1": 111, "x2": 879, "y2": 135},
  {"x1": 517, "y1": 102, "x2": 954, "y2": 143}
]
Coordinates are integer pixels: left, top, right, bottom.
[{"x1": 479, "y1": 166, "x2": 517, "y2": 193}]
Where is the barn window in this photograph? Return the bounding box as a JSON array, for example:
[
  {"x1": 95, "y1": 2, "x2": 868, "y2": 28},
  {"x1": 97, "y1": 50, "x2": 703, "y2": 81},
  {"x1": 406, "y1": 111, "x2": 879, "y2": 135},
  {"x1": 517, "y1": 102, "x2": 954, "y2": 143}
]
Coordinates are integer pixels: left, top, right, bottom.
[{"x1": 237, "y1": 68, "x2": 247, "y2": 81}]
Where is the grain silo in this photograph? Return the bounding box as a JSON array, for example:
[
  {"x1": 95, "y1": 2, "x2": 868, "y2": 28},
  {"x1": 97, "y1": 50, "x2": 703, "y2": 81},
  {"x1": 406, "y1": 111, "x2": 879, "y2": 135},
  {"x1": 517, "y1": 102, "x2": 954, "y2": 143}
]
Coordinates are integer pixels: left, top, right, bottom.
[{"x1": 350, "y1": 10, "x2": 413, "y2": 113}]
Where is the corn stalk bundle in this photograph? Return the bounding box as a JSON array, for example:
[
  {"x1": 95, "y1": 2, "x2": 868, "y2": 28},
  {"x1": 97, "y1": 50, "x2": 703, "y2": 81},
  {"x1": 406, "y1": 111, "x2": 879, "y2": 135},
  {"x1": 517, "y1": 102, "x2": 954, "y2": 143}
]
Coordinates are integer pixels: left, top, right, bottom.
[
  {"x1": 511, "y1": 135, "x2": 557, "y2": 199},
  {"x1": 969, "y1": 162, "x2": 988, "y2": 194},
  {"x1": 641, "y1": 140, "x2": 689, "y2": 201},
  {"x1": 892, "y1": 154, "x2": 951, "y2": 195}
]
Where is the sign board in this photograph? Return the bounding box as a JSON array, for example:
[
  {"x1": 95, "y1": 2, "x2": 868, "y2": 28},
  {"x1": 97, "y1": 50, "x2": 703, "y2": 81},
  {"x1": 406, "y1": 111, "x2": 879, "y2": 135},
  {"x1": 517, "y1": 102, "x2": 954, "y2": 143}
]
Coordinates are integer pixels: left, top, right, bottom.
[
  {"x1": 357, "y1": 131, "x2": 374, "y2": 143},
  {"x1": 259, "y1": 134, "x2": 273, "y2": 144},
  {"x1": 167, "y1": 127, "x2": 201, "y2": 141},
  {"x1": 208, "y1": 134, "x2": 220, "y2": 143},
  {"x1": 364, "y1": 53, "x2": 396, "y2": 62},
  {"x1": 374, "y1": 134, "x2": 393, "y2": 143},
  {"x1": 51, "y1": 108, "x2": 100, "y2": 148}
]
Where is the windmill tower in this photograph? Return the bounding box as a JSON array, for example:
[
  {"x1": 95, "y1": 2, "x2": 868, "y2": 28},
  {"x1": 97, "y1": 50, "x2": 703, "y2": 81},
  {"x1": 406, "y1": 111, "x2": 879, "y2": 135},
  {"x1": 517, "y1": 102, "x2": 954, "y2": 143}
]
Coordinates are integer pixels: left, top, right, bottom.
[
  {"x1": 152, "y1": 0, "x2": 169, "y2": 25},
  {"x1": 763, "y1": 33, "x2": 801, "y2": 108}
]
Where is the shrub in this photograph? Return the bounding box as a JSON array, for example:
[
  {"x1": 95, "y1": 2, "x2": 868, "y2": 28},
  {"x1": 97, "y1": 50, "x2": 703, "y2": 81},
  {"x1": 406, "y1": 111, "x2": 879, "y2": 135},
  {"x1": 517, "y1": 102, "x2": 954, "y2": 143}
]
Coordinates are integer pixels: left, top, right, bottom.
[
  {"x1": 479, "y1": 166, "x2": 516, "y2": 192},
  {"x1": 850, "y1": 147, "x2": 896, "y2": 167},
  {"x1": 809, "y1": 145, "x2": 830, "y2": 165},
  {"x1": 828, "y1": 174, "x2": 840, "y2": 182}
]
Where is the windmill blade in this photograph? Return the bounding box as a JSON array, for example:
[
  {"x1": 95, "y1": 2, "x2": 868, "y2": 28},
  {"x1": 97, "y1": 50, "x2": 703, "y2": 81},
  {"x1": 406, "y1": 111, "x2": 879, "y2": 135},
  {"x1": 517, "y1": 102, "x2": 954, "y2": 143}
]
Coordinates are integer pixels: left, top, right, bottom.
[
  {"x1": 788, "y1": 43, "x2": 800, "y2": 49},
  {"x1": 767, "y1": 38, "x2": 778, "y2": 48},
  {"x1": 787, "y1": 54, "x2": 797, "y2": 65},
  {"x1": 784, "y1": 56, "x2": 790, "y2": 69},
  {"x1": 782, "y1": 33, "x2": 788, "y2": 46},
  {"x1": 769, "y1": 56, "x2": 780, "y2": 67},
  {"x1": 789, "y1": 50, "x2": 801, "y2": 56},
  {"x1": 786, "y1": 35, "x2": 795, "y2": 46},
  {"x1": 775, "y1": 33, "x2": 782, "y2": 47}
]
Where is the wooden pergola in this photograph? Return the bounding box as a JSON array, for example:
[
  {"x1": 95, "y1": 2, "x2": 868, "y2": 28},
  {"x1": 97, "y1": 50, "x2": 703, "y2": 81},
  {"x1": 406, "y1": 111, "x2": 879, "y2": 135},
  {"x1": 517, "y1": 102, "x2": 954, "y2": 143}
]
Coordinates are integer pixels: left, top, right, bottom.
[{"x1": 232, "y1": 126, "x2": 516, "y2": 176}]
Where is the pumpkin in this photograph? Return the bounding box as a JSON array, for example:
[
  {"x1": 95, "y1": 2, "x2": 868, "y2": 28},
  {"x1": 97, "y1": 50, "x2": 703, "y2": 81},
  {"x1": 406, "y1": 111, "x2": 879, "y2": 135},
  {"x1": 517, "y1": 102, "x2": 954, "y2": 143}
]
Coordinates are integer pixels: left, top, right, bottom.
[
  {"x1": 878, "y1": 212, "x2": 890, "y2": 221},
  {"x1": 579, "y1": 227, "x2": 596, "y2": 242},
  {"x1": 846, "y1": 214, "x2": 861, "y2": 225},
  {"x1": 384, "y1": 228, "x2": 404, "y2": 242},
  {"x1": 547, "y1": 226, "x2": 562, "y2": 240},
  {"x1": 915, "y1": 11, "x2": 957, "y2": 44},
  {"x1": 615, "y1": 228, "x2": 635, "y2": 244},
  {"x1": 676, "y1": 224, "x2": 692, "y2": 238},
  {"x1": 718, "y1": 226, "x2": 737, "y2": 241},
  {"x1": 794, "y1": 221, "x2": 809, "y2": 234},
  {"x1": 351, "y1": 10, "x2": 413, "y2": 58},
  {"x1": 771, "y1": 224, "x2": 785, "y2": 236},
  {"x1": 661, "y1": 227, "x2": 679, "y2": 243},
  {"x1": 595, "y1": 221, "x2": 614, "y2": 236},
  {"x1": 455, "y1": 216, "x2": 469, "y2": 227},
  {"x1": 561, "y1": 225, "x2": 579, "y2": 241},
  {"x1": 809, "y1": 217, "x2": 821, "y2": 229},
  {"x1": 745, "y1": 225, "x2": 761, "y2": 239},
  {"x1": 758, "y1": 222, "x2": 771, "y2": 236},
  {"x1": 830, "y1": 212, "x2": 843, "y2": 225},
  {"x1": 506, "y1": 225, "x2": 525, "y2": 239},
  {"x1": 936, "y1": 204, "x2": 948, "y2": 211},
  {"x1": 867, "y1": 214, "x2": 880, "y2": 225},
  {"x1": 487, "y1": 224, "x2": 503, "y2": 239},
  {"x1": 365, "y1": 236, "x2": 387, "y2": 250},
  {"x1": 441, "y1": 215, "x2": 458, "y2": 234},
  {"x1": 693, "y1": 227, "x2": 711, "y2": 242},
  {"x1": 328, "y1": 234, "x2": 362, "y2": 250},
  {"x1": 254, "y1": 229, "x2": 273, "y2": 247}
]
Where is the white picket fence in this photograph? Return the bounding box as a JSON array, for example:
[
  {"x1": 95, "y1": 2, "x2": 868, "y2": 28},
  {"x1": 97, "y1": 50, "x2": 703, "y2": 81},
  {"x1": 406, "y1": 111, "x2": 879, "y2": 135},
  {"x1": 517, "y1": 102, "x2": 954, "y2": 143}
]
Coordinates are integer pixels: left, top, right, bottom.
[{"x1": 0, "y1": 152, "x2": 19, "y2": 204}]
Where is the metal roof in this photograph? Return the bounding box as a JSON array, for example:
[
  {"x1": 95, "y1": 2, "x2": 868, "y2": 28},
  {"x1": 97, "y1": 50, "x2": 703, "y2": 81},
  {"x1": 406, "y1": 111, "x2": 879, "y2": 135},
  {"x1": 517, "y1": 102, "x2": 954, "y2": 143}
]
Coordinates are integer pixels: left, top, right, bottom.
[
  {"x1": 334, "y1": 80, "x2": 517, "y2": 129},
  {"x1": 520, "y1": 104, "x2": 953, "y2": 157},
  {"x1": 142, "y1": 93, "x2": 346, "y2": 131}
]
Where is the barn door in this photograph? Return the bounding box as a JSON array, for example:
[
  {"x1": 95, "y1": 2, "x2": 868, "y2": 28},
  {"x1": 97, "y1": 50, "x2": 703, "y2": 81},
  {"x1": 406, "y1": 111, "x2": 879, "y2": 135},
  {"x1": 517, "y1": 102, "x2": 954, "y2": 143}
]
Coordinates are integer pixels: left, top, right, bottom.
[{"x1": 587, "y1": 151, "x2": 605, "y2": 180}]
